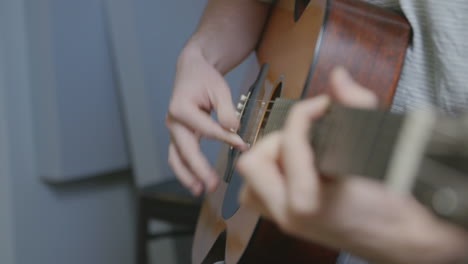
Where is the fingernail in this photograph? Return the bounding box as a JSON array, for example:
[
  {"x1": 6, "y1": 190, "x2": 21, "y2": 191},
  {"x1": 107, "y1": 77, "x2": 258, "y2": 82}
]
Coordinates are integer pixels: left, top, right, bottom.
[
  {"x1": 333, "y1": 66, "x2": 347, "y2": 76},
  {"x1": 313, "y1": 94, "x2": 330, "y2": 105},
  {"x1": 334, "y1": 67, "x2": 353, "y2": 85},
  {"x1": 231, "y1": 133, "x2": 245, "y2": 145}
]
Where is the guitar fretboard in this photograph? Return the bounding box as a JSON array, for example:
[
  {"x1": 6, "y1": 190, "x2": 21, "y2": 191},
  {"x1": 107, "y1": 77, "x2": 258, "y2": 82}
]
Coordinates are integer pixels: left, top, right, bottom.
[
  {"x1": 263, "y1": 97, "x2": 468, "y2": 229},
  {"x1": 263, "y1": 98, "x2": 403, "y2": 180}
]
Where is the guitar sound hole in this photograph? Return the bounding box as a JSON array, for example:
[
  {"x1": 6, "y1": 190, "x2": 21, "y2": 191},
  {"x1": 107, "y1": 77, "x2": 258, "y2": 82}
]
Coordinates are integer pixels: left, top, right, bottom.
[
  {"x1": 222, "y1": 81, "x2": 283, "y2": 220},
  {"x1": 294, "y1": 0, "x2": 311, "y2": 22}
]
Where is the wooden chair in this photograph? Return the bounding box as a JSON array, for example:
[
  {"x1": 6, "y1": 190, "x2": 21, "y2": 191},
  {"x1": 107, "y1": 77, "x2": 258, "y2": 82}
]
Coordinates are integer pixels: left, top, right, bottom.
[{"x1": 136, "y1": 178, "x2": 202, "y2": 264}]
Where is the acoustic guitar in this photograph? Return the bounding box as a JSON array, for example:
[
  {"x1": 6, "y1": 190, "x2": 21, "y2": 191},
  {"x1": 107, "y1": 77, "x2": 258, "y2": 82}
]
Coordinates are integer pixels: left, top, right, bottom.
[{"x1": 192, "y1": 0, "x2": 413, "y2": 263}]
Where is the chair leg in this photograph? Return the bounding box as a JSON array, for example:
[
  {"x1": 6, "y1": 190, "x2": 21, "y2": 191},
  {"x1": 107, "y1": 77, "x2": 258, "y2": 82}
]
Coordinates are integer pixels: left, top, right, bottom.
[{"x1": 137, "y1": 199, "x2": 148, "y2": 264}]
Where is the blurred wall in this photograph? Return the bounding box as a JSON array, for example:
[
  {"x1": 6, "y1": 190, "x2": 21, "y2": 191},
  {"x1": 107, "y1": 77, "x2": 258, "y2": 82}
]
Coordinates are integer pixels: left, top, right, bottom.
[
  {"x1": 0, "y1": 18, "x2": 15, "y2": 264},
  {"x1": 0, "y1": 0, "x2": 135, "y2": 264},
  {"x1": 27, "y1": 0, "x2": 129, "y2": 183},
  {"x1": 0, "y1": 0, "x2": 252, "y2": 263}
]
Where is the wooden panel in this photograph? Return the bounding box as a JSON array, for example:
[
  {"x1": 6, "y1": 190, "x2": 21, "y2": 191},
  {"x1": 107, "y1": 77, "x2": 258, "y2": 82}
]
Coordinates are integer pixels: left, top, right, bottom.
[{"x1": 305, "y1": 0, "x2": 410, "y2": 106}]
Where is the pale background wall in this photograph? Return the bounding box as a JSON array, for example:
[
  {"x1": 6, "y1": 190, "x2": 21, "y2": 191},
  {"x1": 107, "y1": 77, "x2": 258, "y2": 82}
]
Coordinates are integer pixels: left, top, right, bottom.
[
  {"x1": 0, "y1": 0, "x2": 135, "y2": 264},
  {"x1": 0, "y1": 0, "x2": 251, "y2": 263},
  {"x1": 0, "y1": 5, "x2": 15, "y2": 262},
  {"x1": 28, "y1": 0, "x2": 129, "y2": 183}
]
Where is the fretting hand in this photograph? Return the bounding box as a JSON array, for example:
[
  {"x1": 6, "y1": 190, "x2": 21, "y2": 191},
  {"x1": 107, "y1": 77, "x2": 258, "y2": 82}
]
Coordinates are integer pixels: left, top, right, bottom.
[{"x1": 236, "y1": 67, "x2": 468, "y2": 264}]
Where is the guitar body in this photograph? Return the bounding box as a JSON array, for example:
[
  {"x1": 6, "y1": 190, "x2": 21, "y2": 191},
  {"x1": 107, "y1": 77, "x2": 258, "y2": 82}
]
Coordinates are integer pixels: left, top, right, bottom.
[{"x1": 192, "y1": 0, "x2": 410, "y2": 263}]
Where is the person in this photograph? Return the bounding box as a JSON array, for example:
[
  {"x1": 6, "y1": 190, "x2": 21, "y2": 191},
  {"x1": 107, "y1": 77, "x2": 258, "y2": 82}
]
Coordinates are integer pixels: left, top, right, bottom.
[{"x1": 165, "y1": 0, "x2": 468, "y2": 263}]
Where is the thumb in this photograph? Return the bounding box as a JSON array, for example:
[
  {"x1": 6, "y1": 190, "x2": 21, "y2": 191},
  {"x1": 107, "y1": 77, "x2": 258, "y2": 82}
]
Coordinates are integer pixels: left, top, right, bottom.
[
  {"x1": 209, "y1": 73, "x2": 241, "y2": 131},
  {"x1": 330, "y1": 66, "x2": 378, "y2": 109}
]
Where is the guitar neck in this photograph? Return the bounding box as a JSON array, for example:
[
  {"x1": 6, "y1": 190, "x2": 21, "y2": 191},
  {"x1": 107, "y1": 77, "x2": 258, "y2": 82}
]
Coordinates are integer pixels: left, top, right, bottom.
[{"x1": 263, "y1": 97, "x2": 468, "y2": 229}]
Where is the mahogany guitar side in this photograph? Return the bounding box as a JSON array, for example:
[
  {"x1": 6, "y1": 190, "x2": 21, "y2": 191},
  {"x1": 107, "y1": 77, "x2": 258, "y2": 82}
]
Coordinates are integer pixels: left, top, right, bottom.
[{"x1": 192, "y1": 0, "x2": 411, "y2": 263}]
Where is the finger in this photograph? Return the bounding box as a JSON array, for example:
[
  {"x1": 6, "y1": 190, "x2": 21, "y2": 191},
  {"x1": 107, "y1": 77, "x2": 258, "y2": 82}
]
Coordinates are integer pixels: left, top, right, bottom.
[
  {"x1": 236, "y1": 132, "x2": 286, "y2": 220},
  {"x1": 206, "y1": 72, "x2": 241, "y2": 132},
  {"x1": 330, "y1": 66, "x2": 378, "y2": 109},
  {"x1": 168, "y1": 143, "x2": 203, "y2": 195},
  {"x1": 167, "y1": 107, "x2": 247, "y2": 151},
  {"x1": 282, "y1": 95, "x2": 330, "y2": 214},
  {"x1": 169, "y1": 122, "x2": 219, "y2": 192}
]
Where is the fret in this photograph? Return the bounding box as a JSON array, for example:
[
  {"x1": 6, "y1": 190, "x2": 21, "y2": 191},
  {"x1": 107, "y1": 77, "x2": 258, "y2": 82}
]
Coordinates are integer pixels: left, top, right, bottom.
[
  {"x1": 414, "y1": 115, "x2": 468, "y2": 229},
  {"x1": 315, "y1": 105, "x2": 404, "y2": 179},
  {"x1": 385, "y1": 110, "x2": 436, "y2": 194},
  {"x1": 364, "y1": 112, "x2": 402, "y2": 179},
  {"x1": 428, "y1": 113, "x2": 468, "y2": 160},
  {"x1": 263, "y1": 98, "x2": 298, "y2": 135}
]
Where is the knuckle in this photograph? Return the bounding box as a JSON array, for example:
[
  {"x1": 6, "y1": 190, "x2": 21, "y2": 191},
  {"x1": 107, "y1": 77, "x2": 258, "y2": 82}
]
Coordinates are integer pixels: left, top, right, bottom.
[
  {"x1": 290, "y1": 205, "x2": 310, "y2": 219},
  {"x1": 277, "y1": 217, "x2": 297, "y2": 235},
  {"x1": 289, "y1": 197, "x2": 316, "y2": 218},
  {"x1": 190, "y1": 163, "x2": 206, "y2": 177},
  {"x1": 287, "y1": 103, "x2": 307, "y2": 123},
  {"x1": 175, "y1": 173, "x2": 193, "y2": 189},
  {"x1": 188, "y1": 154, "x2": 210, "y2": 176},
  {"x1": 197, "y1": 126, "x2": 220, "y2": 138},
  {"x1": 236, "y1": 153, "x2": 255, "y2": 174},
  {"x1": 206, "y1": 123, "x2": 231, "y2": 139},
  {"x1": 291, "y1": 101, "x2": 308, "y2": 115},
  {"x1": 168, "y1": 101, "x2": 186, "y2": 119},
  {"x1": 218, "y1": 115, "x2": 238, "y2": 131}
]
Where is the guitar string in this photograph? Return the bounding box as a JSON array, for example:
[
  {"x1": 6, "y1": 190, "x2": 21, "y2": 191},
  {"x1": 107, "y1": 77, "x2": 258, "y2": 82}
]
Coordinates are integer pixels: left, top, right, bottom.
[
  {"x1": 237, "y1": 103, "x2": 428, "y2": 182},
  {"x1": 244, "y1": 104, "x2": 401, "y2": 155},
  {"x1": 238, "y1": 102, "x2": 449, "y2": 153},
  {"x1": 240, "y1": 102, "x2": 462, "y2": 181},
  {"x1": 240, "y1": 99, "x2": 284, "y2": 103}
]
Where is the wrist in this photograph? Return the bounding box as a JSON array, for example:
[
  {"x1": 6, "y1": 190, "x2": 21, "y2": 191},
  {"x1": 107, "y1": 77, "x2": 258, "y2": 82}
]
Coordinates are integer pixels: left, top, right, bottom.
[
  {"x1": 179, "y1": 38, "x2": 226, "y2": 73},
  {"x1": 330, "y1": 186, "x2": 468, "y2": 264},
  {"x1": 418, "y1": 217, "x2": 468, "y2": 264},
  {"x1": 375, "y1": 209, "x2": 468, "y2": 264},
  {"x1": 178, "y1": 42, "x2": 204, "y2": 64}
]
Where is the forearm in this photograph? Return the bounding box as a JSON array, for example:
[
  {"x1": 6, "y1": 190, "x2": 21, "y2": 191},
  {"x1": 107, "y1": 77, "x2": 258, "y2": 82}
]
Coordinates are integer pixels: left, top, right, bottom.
[
  {"x1": 350, "y1": 214, "x2": 468, "y2": 264},
  {"x1": 333, "y1": 181, "x2": 468, "y2": 264},
  {"x1": 181, "y1": 0, "x2": 269, "y2": 74}
]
